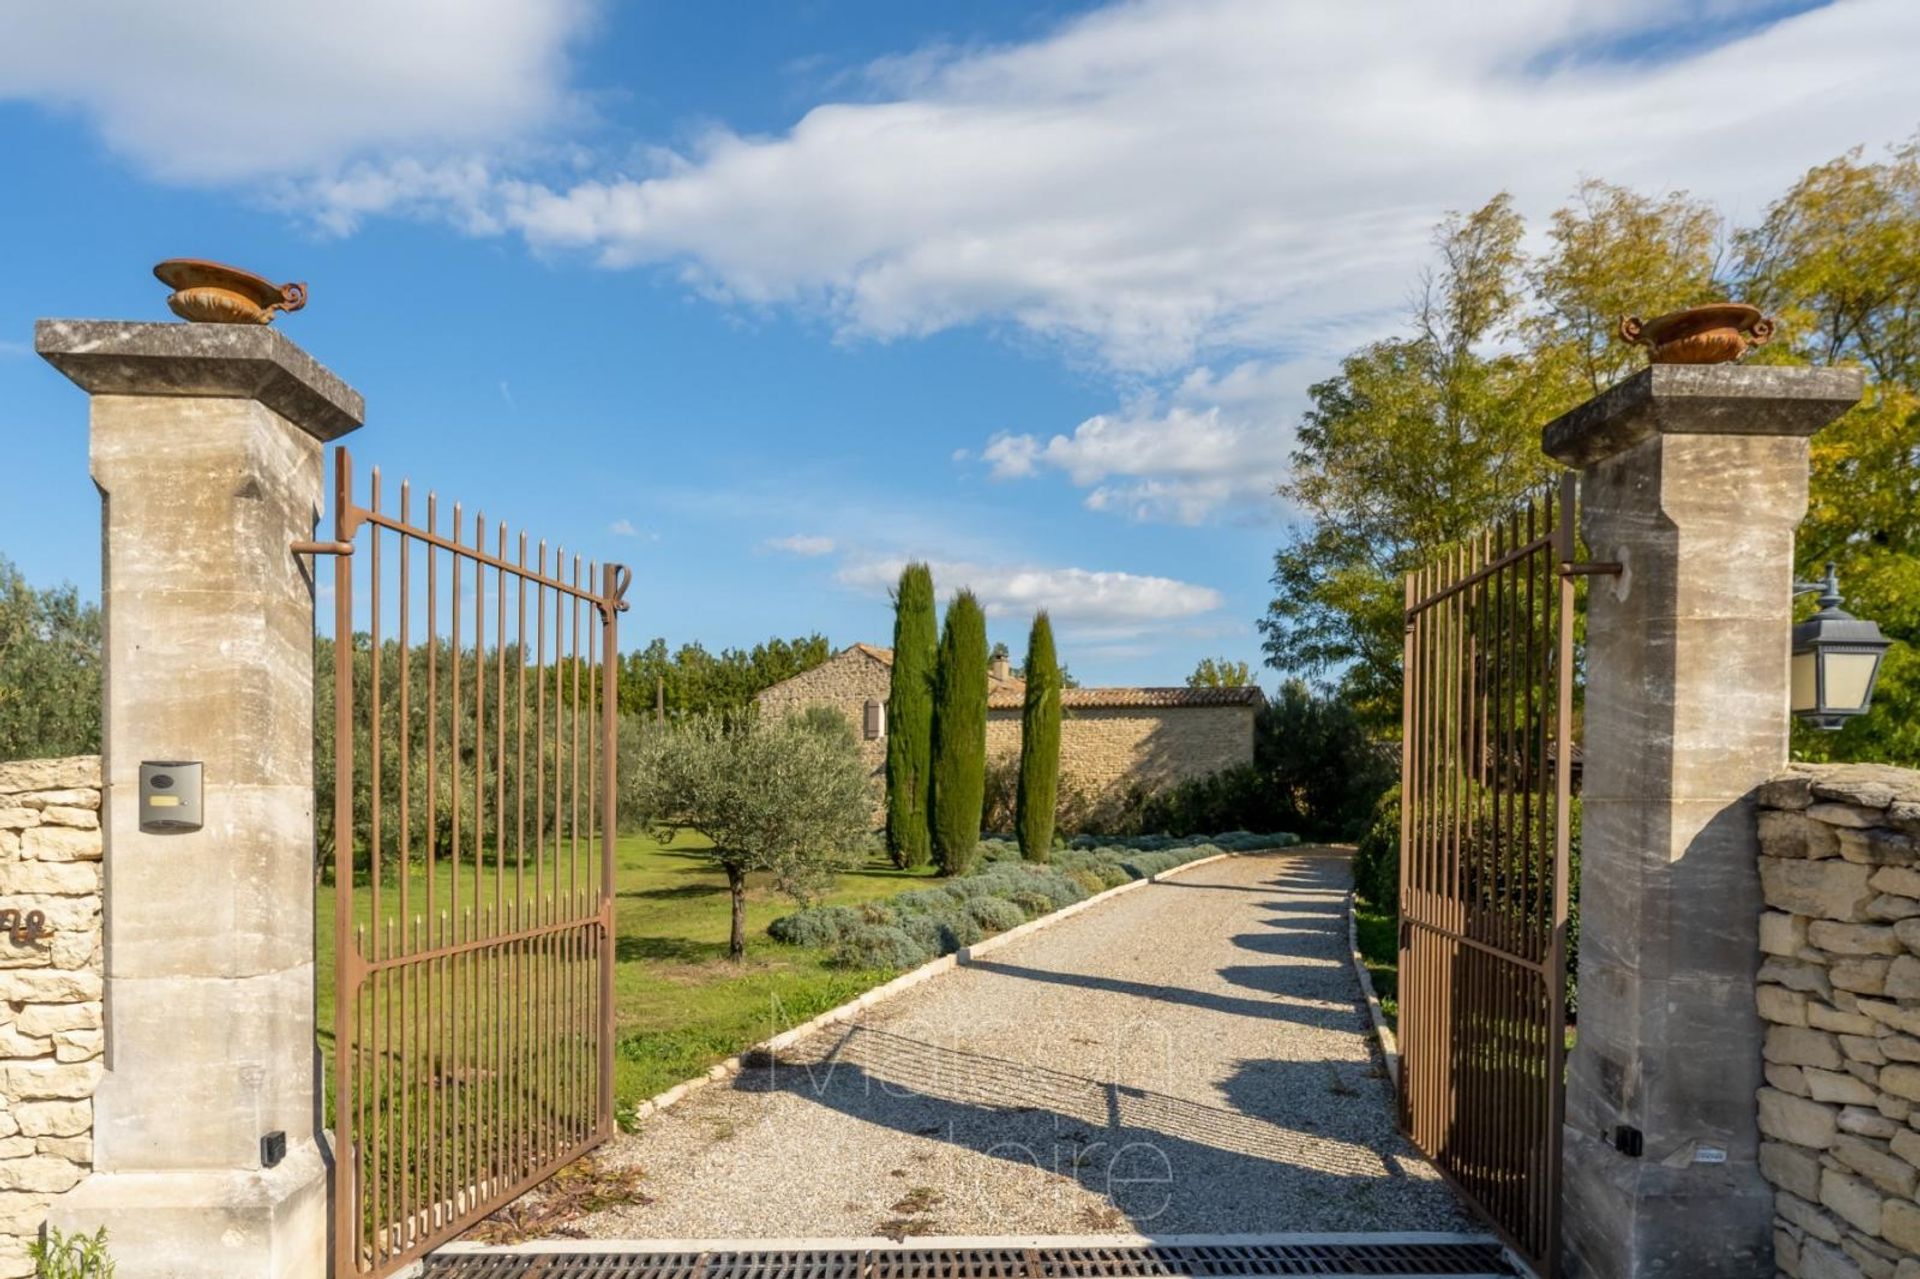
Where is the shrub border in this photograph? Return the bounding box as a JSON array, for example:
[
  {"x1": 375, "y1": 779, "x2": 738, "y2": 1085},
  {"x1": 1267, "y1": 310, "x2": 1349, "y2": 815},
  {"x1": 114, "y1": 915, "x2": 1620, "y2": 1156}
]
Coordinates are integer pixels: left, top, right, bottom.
[
  {"x1": 1345, "y1": 883, "x2": 1400, "y2": 1090},
  {"x1": 621, "y1": 848, "x2": 1257, "y2": 1128}
]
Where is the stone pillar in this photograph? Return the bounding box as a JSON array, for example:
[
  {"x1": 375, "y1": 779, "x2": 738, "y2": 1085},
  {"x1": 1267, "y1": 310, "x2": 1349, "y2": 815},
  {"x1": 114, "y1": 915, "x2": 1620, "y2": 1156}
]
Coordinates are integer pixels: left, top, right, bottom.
[
  {"x1": 33, "y1": 321, "x2": 363, "y2": 1279},
  {"x1": 1545, "y1": 364, "x2": 1863, "y2": 1278}
]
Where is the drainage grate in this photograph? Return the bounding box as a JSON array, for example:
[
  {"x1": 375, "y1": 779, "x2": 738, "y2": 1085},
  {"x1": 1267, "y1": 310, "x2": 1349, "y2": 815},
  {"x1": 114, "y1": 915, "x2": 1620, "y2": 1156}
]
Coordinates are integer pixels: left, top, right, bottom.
[{"x1": 424, "y1": 1241, "x2": 1519, "y2": 1279}]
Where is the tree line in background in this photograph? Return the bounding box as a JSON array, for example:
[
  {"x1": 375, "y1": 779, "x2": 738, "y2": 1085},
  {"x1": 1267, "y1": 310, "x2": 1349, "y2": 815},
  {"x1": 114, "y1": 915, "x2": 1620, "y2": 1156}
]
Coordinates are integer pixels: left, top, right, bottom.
[
  {"x1": 1264, "y1": 136, "x2": 1920, "y2": 767},
  {"x1": 615, "y1": 633, "x2": 832, "y2": 720},
  {"x1": 0, "y1": 555, "x2": 99, "y2": 762}
]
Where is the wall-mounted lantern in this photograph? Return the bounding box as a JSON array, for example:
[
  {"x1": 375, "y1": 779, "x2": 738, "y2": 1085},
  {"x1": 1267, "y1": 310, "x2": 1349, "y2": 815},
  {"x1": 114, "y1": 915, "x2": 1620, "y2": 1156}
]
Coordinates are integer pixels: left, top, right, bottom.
[{"x1": 1791, "y1": 563, "x2": 1892, "y2": 731}]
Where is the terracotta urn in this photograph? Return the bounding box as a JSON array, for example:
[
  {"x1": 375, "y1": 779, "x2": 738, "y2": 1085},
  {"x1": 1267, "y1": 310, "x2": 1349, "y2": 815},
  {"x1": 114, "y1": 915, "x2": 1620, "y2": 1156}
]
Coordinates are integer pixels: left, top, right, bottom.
[
  {"x1": 153, "y1": 259, "x2": 307, "y2": 325},
  {"x1": 1618, "y1": 303, "x2": 1774, "y2": 365}
]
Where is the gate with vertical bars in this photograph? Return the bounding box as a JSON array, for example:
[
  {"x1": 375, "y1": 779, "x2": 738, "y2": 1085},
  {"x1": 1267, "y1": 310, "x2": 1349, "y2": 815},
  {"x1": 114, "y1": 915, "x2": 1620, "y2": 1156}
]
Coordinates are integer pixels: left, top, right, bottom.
[
  {"x1": 315, "y1": 446, "x2": 629, "y2": 1278},
  {"x1": 1397, "y1": 475, "x2": 1592, "y2": 1277}
]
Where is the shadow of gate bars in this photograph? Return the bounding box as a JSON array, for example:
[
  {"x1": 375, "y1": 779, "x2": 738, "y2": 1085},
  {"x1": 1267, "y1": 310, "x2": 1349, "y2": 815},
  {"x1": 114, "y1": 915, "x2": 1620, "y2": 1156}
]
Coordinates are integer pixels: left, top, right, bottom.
[
  {"x1": 310, "y1": 446, "x2": 630, "y2": 1278},
  {"x1": 1398, "y1": 474, "x2": 1603, "y2": 1277}
]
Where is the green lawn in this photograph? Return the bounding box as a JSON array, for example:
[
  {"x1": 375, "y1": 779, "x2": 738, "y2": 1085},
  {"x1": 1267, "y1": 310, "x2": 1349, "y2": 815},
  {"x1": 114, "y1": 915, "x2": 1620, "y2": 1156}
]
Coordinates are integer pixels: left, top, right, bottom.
[
  {"x1": 1351, "y1": 895, "x2": 1399, "y2": 1026},
  {"x1": 318, "y1": 831, "x2": 938, "y2": 1111}
]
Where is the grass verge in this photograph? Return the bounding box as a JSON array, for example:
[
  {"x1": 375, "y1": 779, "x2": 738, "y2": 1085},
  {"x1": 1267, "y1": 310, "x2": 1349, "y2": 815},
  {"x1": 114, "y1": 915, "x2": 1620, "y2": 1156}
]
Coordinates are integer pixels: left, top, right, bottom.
[{"x1": 1351, "y1": 894, "x2": 1399, "y2": 1027}]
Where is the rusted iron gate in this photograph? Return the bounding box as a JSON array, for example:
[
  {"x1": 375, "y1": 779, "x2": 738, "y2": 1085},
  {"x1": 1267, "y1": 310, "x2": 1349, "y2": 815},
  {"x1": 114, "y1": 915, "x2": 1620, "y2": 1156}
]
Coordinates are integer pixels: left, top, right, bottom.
[
  {"x1": 1398, "y1": 475, "x2": 1604, "y2": 1276},
  {"x1": 313, "y1": 447, "x2": 629, "y2": 1278}
]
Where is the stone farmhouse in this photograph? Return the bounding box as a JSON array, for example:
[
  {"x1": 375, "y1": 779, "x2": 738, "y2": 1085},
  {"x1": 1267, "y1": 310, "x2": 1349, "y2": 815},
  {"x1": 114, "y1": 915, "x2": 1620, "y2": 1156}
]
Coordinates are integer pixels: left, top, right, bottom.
[{"x1": 754, "y1": 642, "x2": 1264, "y2": 812}]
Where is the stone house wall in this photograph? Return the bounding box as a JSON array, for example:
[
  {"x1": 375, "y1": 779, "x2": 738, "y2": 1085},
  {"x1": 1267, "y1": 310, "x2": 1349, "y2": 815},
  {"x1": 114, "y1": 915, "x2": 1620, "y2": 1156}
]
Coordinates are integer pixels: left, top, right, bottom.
[
  {"x1": 754, "y1": 646, "x2": 894, "y2": 787},
  {"x1": 1755, "y1": 763, "x2": 1920, "y2": 1279},
  {"x1": 0, "y1": 757, "x2": 103, "y2": 1278},
  {"x1": 986, "y1": 704, "x2": 1259, "y2": 805}
]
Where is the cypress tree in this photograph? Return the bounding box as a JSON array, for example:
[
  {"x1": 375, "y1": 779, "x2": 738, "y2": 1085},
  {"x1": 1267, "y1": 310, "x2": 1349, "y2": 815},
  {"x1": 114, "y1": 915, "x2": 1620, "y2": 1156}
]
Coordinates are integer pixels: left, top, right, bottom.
[
  {"x1": 931, "y1": 589, "x2": 988, "y2": 875},
  {"x1": 885, "y1": 563, "x2": 937, "y2": 868},
  {"x1": 1016, "y1": 611, "x2": 1061, "y2": 861}
]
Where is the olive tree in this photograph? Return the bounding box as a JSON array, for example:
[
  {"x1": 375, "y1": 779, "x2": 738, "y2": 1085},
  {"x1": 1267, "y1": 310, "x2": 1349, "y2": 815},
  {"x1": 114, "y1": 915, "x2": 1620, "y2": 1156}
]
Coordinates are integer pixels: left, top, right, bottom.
[{"x1": 627, "y1": 711, "x2": 872, "y2": 959}]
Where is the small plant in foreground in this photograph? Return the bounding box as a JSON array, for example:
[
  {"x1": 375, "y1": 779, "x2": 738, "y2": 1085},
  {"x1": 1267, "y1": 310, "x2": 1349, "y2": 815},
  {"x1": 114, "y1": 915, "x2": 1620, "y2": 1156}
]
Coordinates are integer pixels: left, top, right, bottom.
[{"x1": 30, "y1": 1226, "x2": 114, "y2": 1279}]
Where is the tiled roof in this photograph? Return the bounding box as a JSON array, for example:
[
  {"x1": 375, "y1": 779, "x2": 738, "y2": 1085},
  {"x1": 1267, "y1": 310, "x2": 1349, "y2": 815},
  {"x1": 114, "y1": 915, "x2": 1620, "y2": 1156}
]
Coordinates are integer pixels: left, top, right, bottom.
[{"x1": 989, "y1": 685, "x2": 1266, "y2": 711}]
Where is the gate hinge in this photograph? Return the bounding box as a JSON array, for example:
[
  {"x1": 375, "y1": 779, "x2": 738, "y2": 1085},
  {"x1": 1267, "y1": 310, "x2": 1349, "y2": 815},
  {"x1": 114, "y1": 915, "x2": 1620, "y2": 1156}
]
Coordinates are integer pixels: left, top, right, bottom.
[
  {"x1": 291, "y1": 539, "x2": 355, "y2": 558},
  {"x1": 1560, "y1": 560, "x2": 1622, "y2": 578}
]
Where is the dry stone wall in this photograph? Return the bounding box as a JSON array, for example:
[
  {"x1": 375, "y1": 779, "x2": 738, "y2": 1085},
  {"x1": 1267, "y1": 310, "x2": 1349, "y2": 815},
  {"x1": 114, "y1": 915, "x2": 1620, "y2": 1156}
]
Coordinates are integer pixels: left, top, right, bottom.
[
  {"x1": 1757, "y1": 763, "x2": 1920, "y2": 1279},
  {"x1": 0, "y1": 756, "x2": 102, "y2": 1279}
]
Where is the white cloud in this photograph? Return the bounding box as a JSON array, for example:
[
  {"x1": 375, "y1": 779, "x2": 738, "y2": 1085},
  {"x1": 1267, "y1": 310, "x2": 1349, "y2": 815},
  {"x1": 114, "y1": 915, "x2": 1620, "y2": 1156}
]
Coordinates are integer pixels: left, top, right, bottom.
[
  {"x1": 837, "y1": 556, "x2": 1221, "y2": 626},
  {"x1": 0, "y1": 0, "x2": 592, "y2": 186},
  {"x1": 766, "y1": 534, "x2": 837, "y2": 557},
  {"x1": 607, "y1": 518, "x2": 640, "y2": 536},
  {"x1": 984, "y1": 359, "x2": 1314, "y2": 523},
  {"x1": 489, "y1": 0, "x2": 1920, "y2": 370}
]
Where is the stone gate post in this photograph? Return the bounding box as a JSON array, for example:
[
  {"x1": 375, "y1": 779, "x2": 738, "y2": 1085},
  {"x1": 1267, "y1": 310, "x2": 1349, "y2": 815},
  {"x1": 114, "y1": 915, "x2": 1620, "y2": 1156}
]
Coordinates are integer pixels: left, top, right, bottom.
[
  {"x1": 1544, "y1": 364, "x2": 1863, "y2": 1278},
  {"x1": 33, "y1": 320, "x2": 363, "y2": 1278}
]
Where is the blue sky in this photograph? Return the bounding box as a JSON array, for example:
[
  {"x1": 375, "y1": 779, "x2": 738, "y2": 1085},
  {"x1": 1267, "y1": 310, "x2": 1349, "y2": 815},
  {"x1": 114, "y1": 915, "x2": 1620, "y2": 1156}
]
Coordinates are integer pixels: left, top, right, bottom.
[{"x1": 0, "y1": 0, "x2": 1913, "y2": 687}]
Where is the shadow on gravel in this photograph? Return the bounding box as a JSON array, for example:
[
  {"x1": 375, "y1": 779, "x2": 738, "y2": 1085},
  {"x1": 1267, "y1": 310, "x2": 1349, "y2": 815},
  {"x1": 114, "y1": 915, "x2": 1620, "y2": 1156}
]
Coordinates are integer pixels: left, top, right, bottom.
[
  {"x1": 740, "y1": 1025, "x2": 1417, "y2": 1234},
  {"x1": 961, "y1": 958, "x2": 1355, "y2": 1030}
]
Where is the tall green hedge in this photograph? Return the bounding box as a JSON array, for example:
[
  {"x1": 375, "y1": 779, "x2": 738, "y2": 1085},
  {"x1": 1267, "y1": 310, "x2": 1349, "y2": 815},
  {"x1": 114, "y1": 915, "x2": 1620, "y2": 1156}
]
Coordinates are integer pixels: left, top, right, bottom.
[
  {"x1": 885, "y1": 563, "x2": 937, "y2": 868},
  {"x1": 1016, "y1": 612, "x2": 1061, "y2": 861},
  {"x1": 931, "y1": 590, "x2": 988, "y2": 875}
]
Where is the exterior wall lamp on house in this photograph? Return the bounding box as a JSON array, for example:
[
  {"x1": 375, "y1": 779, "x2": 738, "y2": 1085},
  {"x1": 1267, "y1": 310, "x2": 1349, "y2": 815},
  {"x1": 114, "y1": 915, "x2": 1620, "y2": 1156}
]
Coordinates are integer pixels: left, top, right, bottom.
[{"x1": 1791, "y1": 563, "x2": 1893, "y2": 730}]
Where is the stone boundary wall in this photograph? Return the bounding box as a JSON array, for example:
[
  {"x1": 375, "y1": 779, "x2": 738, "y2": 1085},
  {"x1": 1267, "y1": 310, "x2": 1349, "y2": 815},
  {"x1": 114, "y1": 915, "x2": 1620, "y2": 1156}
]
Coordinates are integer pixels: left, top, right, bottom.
[
  {"x1": 0, "y1": 757, "x2": 103, "y2": 1278},
  {"x1": 1756, "y1": 763, "x2": 1920, "y2": 1279}
]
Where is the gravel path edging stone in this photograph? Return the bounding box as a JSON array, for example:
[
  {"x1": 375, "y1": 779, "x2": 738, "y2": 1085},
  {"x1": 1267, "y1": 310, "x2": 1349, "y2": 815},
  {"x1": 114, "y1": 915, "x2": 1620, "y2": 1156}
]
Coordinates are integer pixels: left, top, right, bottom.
[
  {"x1": 621, "y1": 849, "x2": 1248, "y2": 1127},
  {"x1": 1345, "y1": 890, "x2": 1399, "y2": 1089}
]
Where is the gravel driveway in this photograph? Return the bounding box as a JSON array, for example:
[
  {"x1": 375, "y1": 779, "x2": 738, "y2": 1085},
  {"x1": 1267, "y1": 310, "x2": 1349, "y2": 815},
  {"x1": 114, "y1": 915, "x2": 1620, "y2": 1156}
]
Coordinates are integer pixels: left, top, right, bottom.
[{"x1": 569, "y1": 847, "x2": 1469, "y2": 1239}]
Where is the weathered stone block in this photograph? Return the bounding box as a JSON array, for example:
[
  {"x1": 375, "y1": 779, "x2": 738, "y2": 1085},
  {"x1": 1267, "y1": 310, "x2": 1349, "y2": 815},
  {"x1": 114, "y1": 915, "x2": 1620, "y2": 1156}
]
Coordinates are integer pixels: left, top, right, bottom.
[
  {"x1": 1762, "y1": 1087, "x2": 1841, "y2": 1148},
  {"x1": 1889, "y1": 1126, "x2": 1920, "y2": 1170},
  {"x1": 15, "y1": 1101, "x2": 89, "y2": 1139},
  {"x1": 1817, "y1": 1003, "x2": 1880, "y2": 1036},
  {"x1": 36, "y1": 806, "x2": 95, "y2": 830},
  {"x1": 17, "y1": 790, "x2": 98, "y2": 811},
  {"x1": 1876, "y1": 1093, "x2": 1912, "y2": 1121},
  {"x1": 1833, "y1": 1134, "x2": 1918, "y2": 1196},
  {"x1": 1770, "y1": 958, "x2": 1840, "y2": 997},
  {"x1": 1895, "y1": 918, "x2": 1920, "y2": 955},
  {"x1": 1808, "y1": 1067, "x2": 1877, "y2": 1105},
  {"x1": 1812, "y1": 922, "x2": 1904, "y2": 956},
  {"x1": 1879, "y1": 1035, "x2": 1920, "y2": 1063},
  {"x1": 1885, "y1": 1198, "x2": 1920, "y2": 1252},
  {"x1": 18, "y1": 827, "x2": 99, "y2": 863},
  {"x1": 1769, "y1": 911, "x2": 1816, "y2": 956},
  {"x1": 0, "y1": 1156, "x2": 83, "y2": 1194},
  {"x1": 1844, "y1": 1235, "x2": 1899, "y2": 1279},
  {"x1": 1821, "y1": 1167, "x2": 1885, "y2": 1236},
  {"x1": 1844, "y1": 829, "x2": 1920, "y2": 866},
  {"x1": 1767, "y1": 859, "x2": 1876, "y2": 920},
  {"x1": 1840, "y1": 1034, "x2": 1889, "y2": 1064},
  {"x1": 1877, "y1": 869, "x2": 1920, "y2": 900},
  {"x1": 1876, "y1": 1063, "x2": 1920, "y2": 1102},
  {"x1": 1763, "y1": 985, "x2": 1814, "y2": 1026},
  {"x1": 1770, "y1": 1064, "x2": 1814, "y2": 1097},
  {"x1": 1858, "y1": 1000, "x2": 1920, "y2": 1037},
  {"x1": 1771, "y1": 1027, "x2": 1846, "y2": 1070},
  {"x1": 1839, "y1": 1106, "x2": 1898, "y2": 1138},
  {"x1": 0, "y1": 862, "x2": 98, "y2": 896},
  {"x1": 1764, "y1": 1139, "x2": 1827, "y2": 1200},
  {"x1": 1834, "y1": 959, "x2": 1893, "y2": 996},
  {"x1": 1763, "y1": 773, "x2": 1818, "y2": 810},
  {"x1": 1868, "y1": 895, "x2": 1920, "y2": 922},
  {"x1": 1815, "y1": 803, "x2": 1887, "y2": 830},
  {"x1": 1887, "y1": 957, "x2": 1920, "y2": 1001},
  {"x1": 0, "y1": 759, "x2": 96, "y2": 795},
  {"x1": 1781, "y1": 1188, "x2": 1846, "y2": 1241},
  {"x1": 1804, "y1": 1239, "x2": 1869, "y2": 1279},
  {"x1": 0, "y1": 971, "x2": 99, "y2": 1004}
]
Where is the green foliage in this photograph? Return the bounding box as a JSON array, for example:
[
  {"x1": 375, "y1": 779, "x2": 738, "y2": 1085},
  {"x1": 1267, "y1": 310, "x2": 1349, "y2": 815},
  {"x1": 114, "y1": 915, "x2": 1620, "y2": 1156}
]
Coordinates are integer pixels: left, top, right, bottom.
[
  {"x1": 1350, "y1": 786, "x2": 1401, "y2": 911},
  {"x1": 29, "y1": 1226, "x2": 114, "y2": 1278},
  {"x1": 1127, "y1": 681, "x2": 1394, "y2": 840},
  {"x1": 771, "y1": 831, "x2": 1295, "y2": 971},
  {"x1": 1186, "y1": 657, "x2": 1253, "y2": 688},
  {"x1": 1263, "y1": 194, "x2": 1565, "y2": 726},
  {"x1": 1016, "y1": 612, "x2": 1061, "y2": 862},
  {"x1": 625, "y1": 711, "x2": 872, "y2": 958},
  {"x1": 1738, "y1": 139, "x2": 1920, "y2": 765},
  {"x1": 885, "y1": 563, "x2": 937, "y2": 869},
  {"x1": 931, "y1": 590, "x2": 988, "y2": 875},
  {"x1": 617, "y1": 633, "x2": 831, "y2": 721},
  {"x1": 0, "y1": 556, "x2": 100, "y2": 762}
]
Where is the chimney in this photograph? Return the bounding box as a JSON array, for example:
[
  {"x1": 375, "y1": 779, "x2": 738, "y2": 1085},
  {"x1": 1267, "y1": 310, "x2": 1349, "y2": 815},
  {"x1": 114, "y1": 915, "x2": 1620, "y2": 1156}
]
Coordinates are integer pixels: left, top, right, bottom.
[{"x1": 990, "y1": 653, "x2": 1011, "y2": 682}]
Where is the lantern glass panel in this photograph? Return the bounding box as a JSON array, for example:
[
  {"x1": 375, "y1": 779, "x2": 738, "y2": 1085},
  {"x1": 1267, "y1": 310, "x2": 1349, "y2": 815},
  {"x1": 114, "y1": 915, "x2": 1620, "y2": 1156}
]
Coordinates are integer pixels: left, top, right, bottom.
[
  {"x1": 1824, "y1": 651, "x2": 1881, "y2": 713},
  {"x1": 1791, "y1": 651, "x2": 1818, "y2": 714}
]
